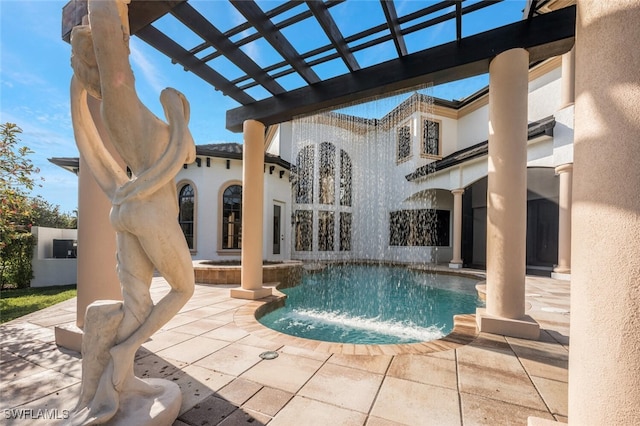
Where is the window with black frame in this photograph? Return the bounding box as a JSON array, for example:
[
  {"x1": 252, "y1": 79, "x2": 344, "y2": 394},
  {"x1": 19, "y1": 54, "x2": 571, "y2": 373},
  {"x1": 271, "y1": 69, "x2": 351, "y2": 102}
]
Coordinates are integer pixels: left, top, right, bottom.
[
  {"x1": 222, "y1": 184, "x2": 242, "y2": 249},
  {"x1": 389, "y1": 209, "x2": 450, "y2": 246},
  {"x1": 397, "y1": 124, "x2": 411, "y2": 162},
  {"x1": 422, "y1": 119, "x2": 440, "y2": 158},
  {"x1": 178, "y1": 184, "x2": 195, "y2": 249},
  {"x1": 295, "y1": 145, "x2": 314, "y2": 204}
]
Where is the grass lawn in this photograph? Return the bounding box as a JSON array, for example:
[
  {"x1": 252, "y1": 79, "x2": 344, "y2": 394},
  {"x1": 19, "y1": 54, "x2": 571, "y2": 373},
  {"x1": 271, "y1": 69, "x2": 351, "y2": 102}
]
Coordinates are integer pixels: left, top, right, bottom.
[{"x1": 0, "y1": 285, "x2": 77, "y2": 324}]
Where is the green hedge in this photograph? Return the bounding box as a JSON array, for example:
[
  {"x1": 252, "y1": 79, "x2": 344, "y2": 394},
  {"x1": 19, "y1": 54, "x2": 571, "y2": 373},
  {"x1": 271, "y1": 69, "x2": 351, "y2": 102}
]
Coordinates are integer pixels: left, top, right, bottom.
[{"x1": 0, "y1": 232, "x2": 36, "y2": 289}]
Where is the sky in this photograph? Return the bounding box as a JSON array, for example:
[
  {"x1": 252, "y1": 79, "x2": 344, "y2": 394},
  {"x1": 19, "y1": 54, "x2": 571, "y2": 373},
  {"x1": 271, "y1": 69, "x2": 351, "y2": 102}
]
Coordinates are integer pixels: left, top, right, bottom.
[{"x1": 0, "y1": 0, "x2": 525, "y2": 214}]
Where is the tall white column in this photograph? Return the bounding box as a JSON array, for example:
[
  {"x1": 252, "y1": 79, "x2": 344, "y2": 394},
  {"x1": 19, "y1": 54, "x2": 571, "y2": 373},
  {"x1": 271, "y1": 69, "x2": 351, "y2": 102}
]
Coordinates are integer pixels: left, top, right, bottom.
[
  {"x1": 449, "y1": 188, "x2": 464, "y2": 269},
  {"x1": 568, "y1": 1, "x2": 640, "y2": 423},
  {"x1": 231, "y1": 119, "x2": 272, "y2": 300},
  {"x1": 476, "y1": 48, "x2": 539, "y2": 339},
  {"x1": 552, "y1": 163, "x2": 572, "y2": 279},
  {"x1": 560, "y1": 47, "x2": 575, "y2": 109},
  {"x1": 55, "y1": 95, "x2": 122, "y2": 352}
]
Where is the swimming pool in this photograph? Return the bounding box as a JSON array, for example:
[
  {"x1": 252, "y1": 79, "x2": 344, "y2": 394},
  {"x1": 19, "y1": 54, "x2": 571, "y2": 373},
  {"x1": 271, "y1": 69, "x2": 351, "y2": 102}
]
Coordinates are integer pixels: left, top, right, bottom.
[{"x1": 258, "y1": 264, "x2": 483, "y2": 345}]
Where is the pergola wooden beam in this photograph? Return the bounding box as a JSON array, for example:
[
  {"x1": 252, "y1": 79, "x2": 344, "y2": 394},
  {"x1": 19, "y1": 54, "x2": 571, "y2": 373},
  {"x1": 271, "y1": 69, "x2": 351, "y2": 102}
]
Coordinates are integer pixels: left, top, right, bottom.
[
  {"x1": 226, "y1": 5, "x2": 576, "y2": 132},
  {"x1": 306, "y1": 0, "x2": 360, "y2": 72},
  {"x1": 230, "y1": 0, "x2": 321, "y2": 85},
  {"x1": 380, "y1": 0, "x2": 407, "y2": 57},
  {"x1": 170, "y1": 2, "x2": 286, "y2": 96},
  {"x1": 135, "y1": 25, "x2": 256, "y2": 105}
]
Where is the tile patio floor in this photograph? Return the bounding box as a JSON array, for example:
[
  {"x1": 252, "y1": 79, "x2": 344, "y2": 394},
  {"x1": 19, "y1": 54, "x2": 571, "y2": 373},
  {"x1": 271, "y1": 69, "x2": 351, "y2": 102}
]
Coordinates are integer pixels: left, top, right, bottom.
[{"x1": 1, "y1": 271, "x2": 570, "y2": 425}]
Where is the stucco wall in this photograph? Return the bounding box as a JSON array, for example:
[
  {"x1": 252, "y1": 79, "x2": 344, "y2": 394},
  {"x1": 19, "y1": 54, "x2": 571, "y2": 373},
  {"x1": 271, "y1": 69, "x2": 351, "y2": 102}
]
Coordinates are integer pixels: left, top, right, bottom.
[
  {"x1": 176, "y1": 155, "x2": 291, "y2": 262},
  {"x1": 31, "y1": 226, "x2": 78, "y2": 287}
]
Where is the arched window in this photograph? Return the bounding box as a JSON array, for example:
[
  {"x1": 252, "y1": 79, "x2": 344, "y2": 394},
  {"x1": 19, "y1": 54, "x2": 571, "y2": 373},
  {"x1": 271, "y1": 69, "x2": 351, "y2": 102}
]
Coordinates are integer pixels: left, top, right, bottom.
[
  {"x1": 296, "y1": 145, "x2": 314, "y2": 204},
  {"x1": 178, "y1": 184, "x2": 195, "y2": 249},
  {"x1": 293, "y1": 143, "x2": 353, "y2": 253},
  {"x1": 340, "y1": 149, "x2": 352, "y2": 206},
  {"x1": 319, "y1": 142, "x2": 336, "y2": 204},
  {"x1": 222, "y1": 184, "x2": 242, "y2": 249}
]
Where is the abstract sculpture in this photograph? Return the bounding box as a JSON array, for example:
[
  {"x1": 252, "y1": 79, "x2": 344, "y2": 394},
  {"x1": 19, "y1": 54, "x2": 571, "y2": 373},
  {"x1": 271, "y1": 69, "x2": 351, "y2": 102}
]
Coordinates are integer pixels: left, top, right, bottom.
[{"x1": 68, "y1": 0, "x2": 195, "y2": 423}]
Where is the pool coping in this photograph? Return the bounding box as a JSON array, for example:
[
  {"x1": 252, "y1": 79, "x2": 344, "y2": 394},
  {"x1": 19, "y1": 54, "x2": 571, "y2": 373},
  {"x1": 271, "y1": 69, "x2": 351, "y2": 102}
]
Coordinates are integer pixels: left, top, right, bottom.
[{"x1": 233, "y1": 290, "x2": 480, "y2": 356}]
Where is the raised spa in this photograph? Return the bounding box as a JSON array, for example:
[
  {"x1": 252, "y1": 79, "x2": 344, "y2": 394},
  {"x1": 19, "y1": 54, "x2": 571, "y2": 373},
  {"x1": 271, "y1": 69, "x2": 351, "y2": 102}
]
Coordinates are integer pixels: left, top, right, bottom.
[{"x1": 258, "y1": 264, "x2": 483, "y2": 345}]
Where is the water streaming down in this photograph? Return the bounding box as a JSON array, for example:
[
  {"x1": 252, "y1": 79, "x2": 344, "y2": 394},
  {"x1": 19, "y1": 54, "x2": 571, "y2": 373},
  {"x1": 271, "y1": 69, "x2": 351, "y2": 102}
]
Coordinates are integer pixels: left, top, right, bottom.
[{"x1": 262, "y1": 85, "x2": 483, "y2": 344}]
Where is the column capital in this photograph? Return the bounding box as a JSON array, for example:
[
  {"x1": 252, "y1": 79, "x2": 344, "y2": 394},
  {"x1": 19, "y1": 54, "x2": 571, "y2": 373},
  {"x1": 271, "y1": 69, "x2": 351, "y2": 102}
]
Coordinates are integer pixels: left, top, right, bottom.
[
  {"x1": 555, "y1": 163, "x2": 573, "y2": 175},
  {"x1": 451, "y1": 188, "x2": 465, "y2": 195}
]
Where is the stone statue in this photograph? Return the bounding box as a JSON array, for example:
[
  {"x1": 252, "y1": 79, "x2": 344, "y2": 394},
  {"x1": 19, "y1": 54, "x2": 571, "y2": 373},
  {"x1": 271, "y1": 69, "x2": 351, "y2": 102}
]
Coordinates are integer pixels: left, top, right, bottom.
[{"x1": 68, "y1": 0, "x2": 195, "y2": 423}]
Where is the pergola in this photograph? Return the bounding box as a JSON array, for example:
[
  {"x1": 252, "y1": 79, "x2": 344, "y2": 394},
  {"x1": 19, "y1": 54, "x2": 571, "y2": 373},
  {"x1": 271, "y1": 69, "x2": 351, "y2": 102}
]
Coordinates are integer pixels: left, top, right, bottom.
[{"x1": 62, "y1": 0, "x2": 575, "y2": 132}]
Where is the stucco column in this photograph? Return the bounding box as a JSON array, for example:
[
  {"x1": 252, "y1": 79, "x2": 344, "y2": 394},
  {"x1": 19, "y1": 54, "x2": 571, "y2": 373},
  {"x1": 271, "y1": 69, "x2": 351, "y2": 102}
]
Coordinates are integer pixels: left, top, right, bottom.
[
  {"x1": 231, "y1": 119, "x2": 272, "y2": 300},
  {"x1": 560, "y1": 47, "x2": 575, "y2": 108},
  {"x1": 449, "y1": 188, "x2": 464, "y2": 268},
  {"x1": 55, "y1": 95, "x2": 122, "y2": 352},
  {"x1": 476, "y1": 48, "x2": 539, "y2": 339},
  {"x1": 552, "y1": 163, "x2": 572, "y2": 279},
  {"x1": 568, "y1": 1, "x2": 640, "y2": 424}
]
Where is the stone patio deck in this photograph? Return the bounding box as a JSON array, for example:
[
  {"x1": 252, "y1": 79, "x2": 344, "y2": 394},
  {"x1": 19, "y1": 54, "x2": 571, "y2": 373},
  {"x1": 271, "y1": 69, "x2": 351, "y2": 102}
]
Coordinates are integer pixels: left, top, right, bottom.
[{"x1": 1, "y1": 272, "x2": 569, "y2": 425}]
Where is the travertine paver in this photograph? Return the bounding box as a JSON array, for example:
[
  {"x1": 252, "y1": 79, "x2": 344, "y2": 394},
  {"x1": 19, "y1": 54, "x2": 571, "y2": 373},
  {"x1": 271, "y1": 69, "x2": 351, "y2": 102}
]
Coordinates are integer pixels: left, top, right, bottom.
[
  {"x1": 243, "y1": 386, "x2": 293, "y2": 417},
  {"x1": 171, "y1": 317, "x2": 228, "y2": 335},
  {"x1": 141, "y1": 329, "x2": 198, "y2": 353},
  {"x1": 1, "y1": 272, "x2": 572, "y2": 425},
  {"x1": 457, "y1": 342, "x2": 548, "y2": 410},
  {"x1": 298, "y1": 363, "x2": 384, "y2": 413},
  {"x1": 3, "y1": 369, "x2": 79, "y2": 408},
  {"x1": 387, "y1": 353, "x2": 458, "y2": 389},
  {"x1": 168, "y1": 364, "x2": 235, "y2": 415},
  {"x1": 371, "y1": 376, "x2": 461, "y2": 425},
  {"x1": 327, "y1": 353, "x2": 392, "y2": 374},
  {"x1": 156, "y1": 335, "x2": 230, "y2": 364},
  {"x1": 218, "y1": 407, "x2": 271, "y2": 425},
  {"x1": 194, "y1": 342, "x2": 266, "y2": 376},
  {"x1": 269, "y1": 396, "x2": 367, "y2": 426},
  {"x1": 460, "y1": 392, "x2": 555, "y2": 425},
  {"x1": 216, "y1": 378, "x2": 263, "y2": 406},
  {"x1": 530, "y1": 375, "x2": 568, "y2": 417},
  {"x1": 240, "y1": 353, "x2": 322, "y2": 394}
]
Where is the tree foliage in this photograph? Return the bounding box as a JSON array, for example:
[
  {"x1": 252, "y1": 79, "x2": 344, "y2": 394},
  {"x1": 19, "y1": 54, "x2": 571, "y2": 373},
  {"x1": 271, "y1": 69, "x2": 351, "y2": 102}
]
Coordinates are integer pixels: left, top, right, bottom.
[
  {"x1": 1, "y1": 123, "x2": 42, "y2": 243},
  {"x1": 1, "y1": 123, "x2": 75, "y2": 289},
  {"x1": 30, "y1": 196, "x2": 77, "y2": 229}
]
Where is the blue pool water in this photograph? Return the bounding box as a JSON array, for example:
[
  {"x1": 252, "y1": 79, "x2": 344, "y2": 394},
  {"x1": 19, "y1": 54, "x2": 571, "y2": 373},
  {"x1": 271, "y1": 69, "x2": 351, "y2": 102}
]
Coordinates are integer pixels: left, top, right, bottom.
[{"x1": 259, "y1": 265, "x2": 484, "y2": 345}]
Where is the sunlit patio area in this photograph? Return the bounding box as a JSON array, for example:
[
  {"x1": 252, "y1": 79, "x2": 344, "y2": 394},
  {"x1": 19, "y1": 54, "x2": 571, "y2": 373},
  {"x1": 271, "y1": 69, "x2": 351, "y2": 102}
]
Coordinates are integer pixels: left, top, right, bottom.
[{"x1": 2, "y1": 270, "x2": 569, "y2": 425}]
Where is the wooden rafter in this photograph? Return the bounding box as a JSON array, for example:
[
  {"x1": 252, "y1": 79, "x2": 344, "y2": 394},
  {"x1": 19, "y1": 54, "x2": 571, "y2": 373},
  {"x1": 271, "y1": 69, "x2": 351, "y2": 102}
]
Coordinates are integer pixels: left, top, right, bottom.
[
  {"x1": 135, "y1": 25, "x2": 255, "y2": 105},
  {"x1": 455, "y1": 1, "x2": 462, "y2": 42},
  {"x1": 170, "y1": 2, "x2": 285, "y2": 96},
  {"x1": 306, "y1": 0, "x2": 360, "y2": 72},
  {"x1": 380, "y1": 0, "x2": 407, "y2": 57},
  {"x1": 230, "y1": 0, "x2": 321, "y2": 85}
]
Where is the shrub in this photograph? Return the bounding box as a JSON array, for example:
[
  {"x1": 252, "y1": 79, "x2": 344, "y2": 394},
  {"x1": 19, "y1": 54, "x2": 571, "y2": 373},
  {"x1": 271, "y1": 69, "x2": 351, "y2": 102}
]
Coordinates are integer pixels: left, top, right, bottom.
[{"x1": 0, "y1": 231, "x2": 36, "y2": 289}]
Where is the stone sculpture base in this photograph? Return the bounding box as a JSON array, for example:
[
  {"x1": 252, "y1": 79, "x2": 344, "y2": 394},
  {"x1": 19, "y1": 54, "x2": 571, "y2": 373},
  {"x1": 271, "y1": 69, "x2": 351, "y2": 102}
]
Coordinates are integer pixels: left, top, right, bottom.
[{"x1": 108, "y1": 379, "x2": 182, "y2": 426}]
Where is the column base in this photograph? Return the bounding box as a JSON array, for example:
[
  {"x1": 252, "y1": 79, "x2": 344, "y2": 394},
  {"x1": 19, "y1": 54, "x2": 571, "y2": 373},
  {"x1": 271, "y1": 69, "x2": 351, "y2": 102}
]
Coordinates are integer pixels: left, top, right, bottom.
[
  {"x1": 551, "y1": 271, "x2": 571, "y2": 281},
  {"x1": 55, "y1": 323, "x2": 83, "y2": 353},
  {"x1": 448, "y1": 262, "x2": 463, "y2": 269},
  {"x1": 230, "y1": 287, "x2": 273, "y2": 300},
  {"x1": 476, "y1": 308, "x2": 540, "y2": 340}
]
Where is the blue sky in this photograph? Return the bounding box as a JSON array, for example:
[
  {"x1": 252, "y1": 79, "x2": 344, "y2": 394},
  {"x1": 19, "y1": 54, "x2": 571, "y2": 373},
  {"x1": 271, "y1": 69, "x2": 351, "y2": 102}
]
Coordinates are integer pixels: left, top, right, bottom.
[{"x1": 0, "y1": 0, "x2": 525, "y2": 214}]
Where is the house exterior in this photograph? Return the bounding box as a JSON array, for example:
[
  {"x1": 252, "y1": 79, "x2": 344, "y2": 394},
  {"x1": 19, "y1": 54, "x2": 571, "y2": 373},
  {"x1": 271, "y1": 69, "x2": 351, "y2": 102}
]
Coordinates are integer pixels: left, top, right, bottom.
[{"x1": 175, "y1": 56, "x2": 572, "y2": 277}]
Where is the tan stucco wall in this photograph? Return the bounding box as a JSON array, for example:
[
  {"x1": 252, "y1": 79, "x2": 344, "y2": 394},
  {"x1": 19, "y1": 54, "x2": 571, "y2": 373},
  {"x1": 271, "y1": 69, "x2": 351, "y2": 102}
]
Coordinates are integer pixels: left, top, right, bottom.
[{"x1": 569, "y1": 1, "x2": 640, "y2": 424}]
